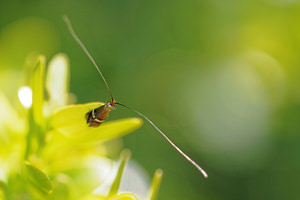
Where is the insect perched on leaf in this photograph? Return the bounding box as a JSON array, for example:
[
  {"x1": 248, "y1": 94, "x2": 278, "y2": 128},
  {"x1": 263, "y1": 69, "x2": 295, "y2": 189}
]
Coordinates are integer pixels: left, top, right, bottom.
[{"x1": 63, "y1": 15, "x2": 208, "y2": 178}]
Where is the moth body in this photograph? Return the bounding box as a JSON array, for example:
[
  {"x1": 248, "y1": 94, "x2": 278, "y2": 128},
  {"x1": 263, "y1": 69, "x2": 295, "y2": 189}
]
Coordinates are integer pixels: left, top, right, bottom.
[{"x1": 86, "y1": 101, "x2": 116, "y2": 127}]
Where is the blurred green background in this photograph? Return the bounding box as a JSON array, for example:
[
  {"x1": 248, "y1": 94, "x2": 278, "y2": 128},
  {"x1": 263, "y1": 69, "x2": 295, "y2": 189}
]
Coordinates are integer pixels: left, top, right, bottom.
[{"x1": 1, "y1": 0, "x2": 300, "y2": 199}]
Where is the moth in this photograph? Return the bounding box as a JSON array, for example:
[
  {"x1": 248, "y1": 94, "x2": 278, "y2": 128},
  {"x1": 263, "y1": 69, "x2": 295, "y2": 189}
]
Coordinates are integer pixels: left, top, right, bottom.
[{"x1": 63, "y1": 15, "x2": 208, "y2": 178}]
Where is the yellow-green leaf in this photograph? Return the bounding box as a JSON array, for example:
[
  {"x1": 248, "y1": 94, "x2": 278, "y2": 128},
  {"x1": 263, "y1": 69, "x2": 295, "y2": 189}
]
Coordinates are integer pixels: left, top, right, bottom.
[
  {"x1": 24, "y1": 162, "x2": 52, "y2": 194},
  {"x1": 147, "y1": 169, "x2": 163, "y2": 200},
  {"x1": 31, "y1": 55, "x2": 46, "y2": 125},
  {"x1": 50, "y1": 103, "x2": 143, "y2": 142},
  {"x1": 50, "y1": 102, "x2": 104, "y2": 136},
  {"x1": 109, "y1": 150, "x2": 131, "y2": 197},
  {"x1": 47, "y1": 174, "x2": 72, "y2": 200}
]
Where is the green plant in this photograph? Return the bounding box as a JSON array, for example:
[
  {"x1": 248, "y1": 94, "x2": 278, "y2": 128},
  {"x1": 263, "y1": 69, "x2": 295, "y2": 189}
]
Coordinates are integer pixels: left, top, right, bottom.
[{"x1": 0, "y1": 53, "x2": 162, "y2": 200}]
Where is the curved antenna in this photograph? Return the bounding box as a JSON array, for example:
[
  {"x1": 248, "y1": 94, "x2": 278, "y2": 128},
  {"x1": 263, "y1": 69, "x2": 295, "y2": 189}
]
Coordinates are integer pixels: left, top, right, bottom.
[
  {"x1": 115, "y1": 102, "x2": 208, "y2": 178},
  {"x1": 62, "y1": 15, "x2": 114, "y2": 101}
]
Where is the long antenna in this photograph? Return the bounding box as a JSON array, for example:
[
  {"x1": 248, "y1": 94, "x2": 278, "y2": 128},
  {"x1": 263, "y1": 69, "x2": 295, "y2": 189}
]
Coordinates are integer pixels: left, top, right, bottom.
[
  {"x1": 63, "y1": 15, "x2": 208, "y2": 178},
  {"x1": 62, "y1": 15, "x2": 114, "y2": 101},
  {"x1": 115, "y1": 102, "x2": 208, "y2": 178}
]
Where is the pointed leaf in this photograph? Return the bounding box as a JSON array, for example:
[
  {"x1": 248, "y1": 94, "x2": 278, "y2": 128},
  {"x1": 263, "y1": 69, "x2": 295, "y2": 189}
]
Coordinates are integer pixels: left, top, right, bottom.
[
  {"x1": 31, "y1": 56, "x2": 46, "y2": 125},
  {"x1": 50, "y1": 103, "x2": 142, "y2": 142},
  {"x1": 147, "y1": 169, "x2": 163, "y2": 200},
  {"x1": 51, "y1": 102, "x2": 104, "y2": 136},
  {"x1": 24, "y1": 162, "x2": 52, "y2": 194},
  {"x1": 109, "y1": 150, "x2": 131, "y2": 197}
]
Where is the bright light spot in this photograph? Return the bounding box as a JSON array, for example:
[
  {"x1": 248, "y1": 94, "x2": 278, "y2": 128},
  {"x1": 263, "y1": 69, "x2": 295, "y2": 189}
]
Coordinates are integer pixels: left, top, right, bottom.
[{"x1": 18, "y1": 86, "x2": 32, "y2": 108}]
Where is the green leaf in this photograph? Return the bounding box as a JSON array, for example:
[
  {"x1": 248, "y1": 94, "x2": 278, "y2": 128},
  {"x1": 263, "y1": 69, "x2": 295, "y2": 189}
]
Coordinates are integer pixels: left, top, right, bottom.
[
  {"x1": 50, "y1": 102, "x2": 104, "y2": 136},
  {"x1": 147, "y1": 169, "x2": 163, "y2": 200},
  {"x1": 47, "y1": 174, "x2": 72, "y2": 200},
  {"x1": 109, "y1": 150, "x2": 131, "y2": 197},
  {"x1": 50, "y1": 103, "x2": 143, "y2": 141},
  {"x1": 31, "y1": 55, "x2": 46, "y2": 125},
  {"x1": 0, "y1": 181, "x2": 7, "y2": 200},
  {"x1": 24, "y1": 162, "x2": 52, "y2": 194}
]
